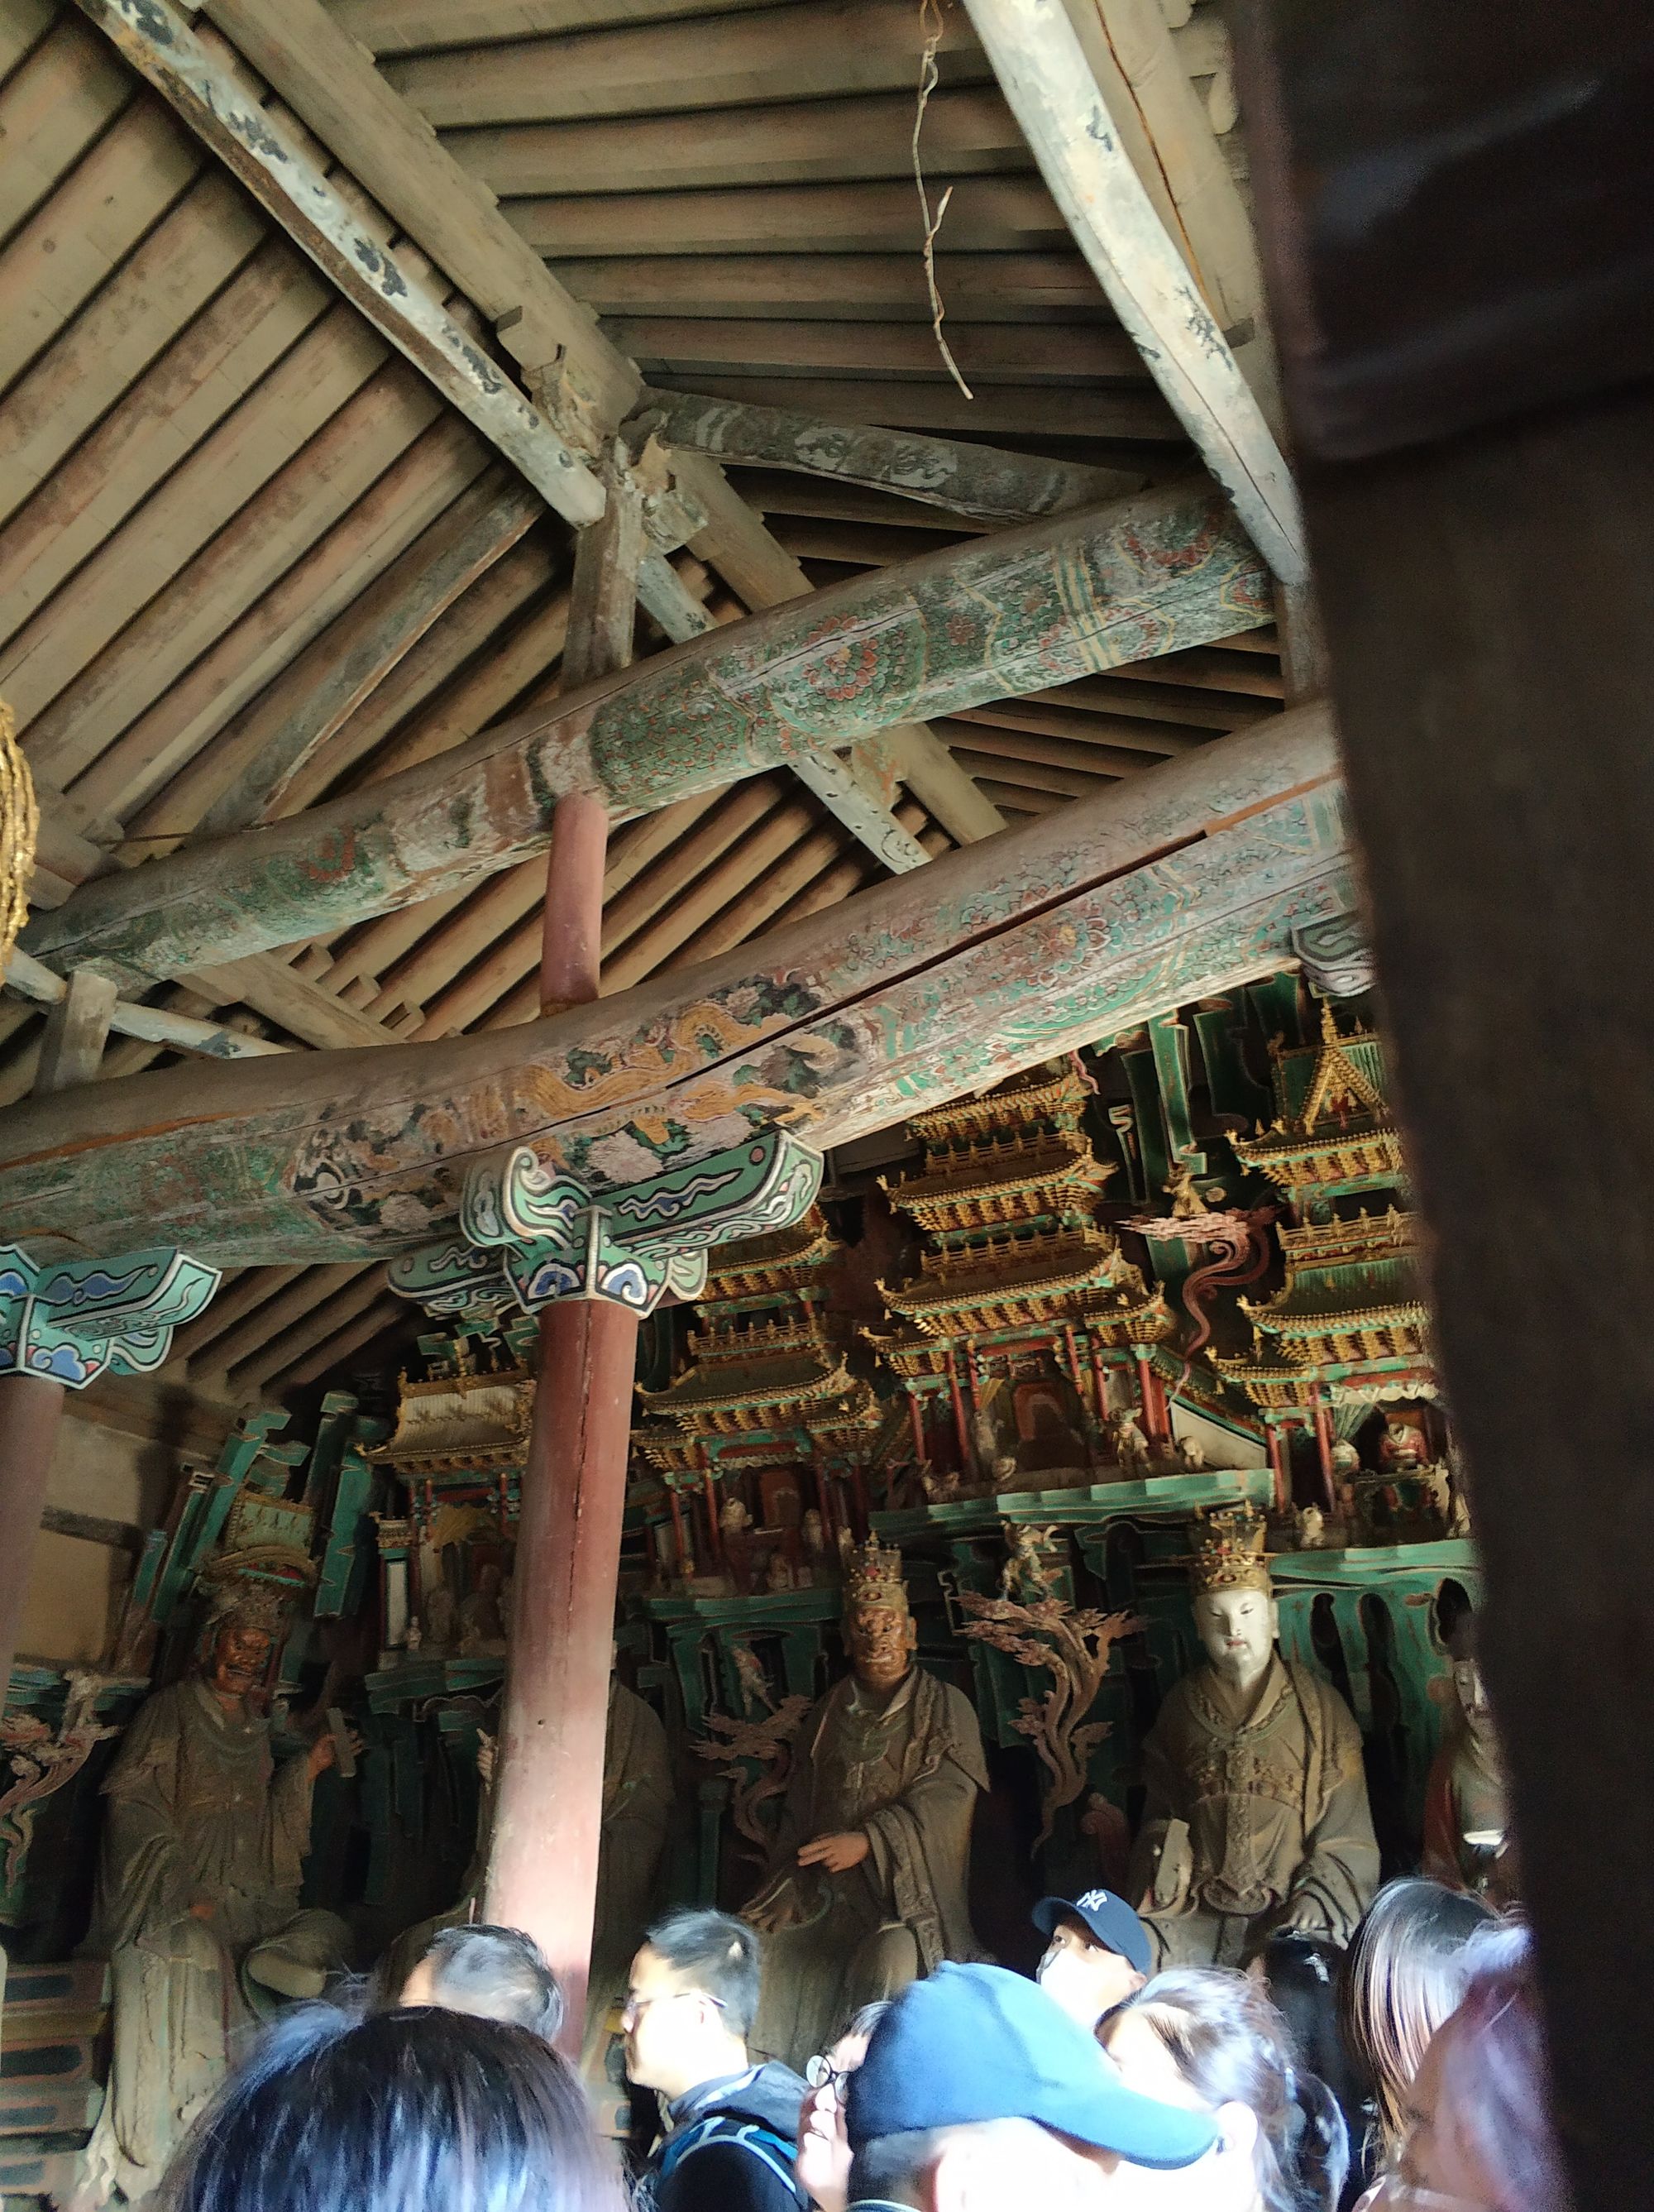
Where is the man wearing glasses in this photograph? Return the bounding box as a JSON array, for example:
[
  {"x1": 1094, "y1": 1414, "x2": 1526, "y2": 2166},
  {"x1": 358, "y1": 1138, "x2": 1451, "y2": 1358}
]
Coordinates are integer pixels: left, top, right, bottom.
[{"x1": 626, "y1": 1907, "x2": 811, "y2": 2212}]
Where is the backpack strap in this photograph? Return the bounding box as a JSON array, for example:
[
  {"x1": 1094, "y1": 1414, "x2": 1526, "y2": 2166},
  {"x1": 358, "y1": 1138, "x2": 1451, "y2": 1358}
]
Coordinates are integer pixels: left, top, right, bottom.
[{"x1": 659, "y1": 2113, "x2": 808, "y2": 2205}]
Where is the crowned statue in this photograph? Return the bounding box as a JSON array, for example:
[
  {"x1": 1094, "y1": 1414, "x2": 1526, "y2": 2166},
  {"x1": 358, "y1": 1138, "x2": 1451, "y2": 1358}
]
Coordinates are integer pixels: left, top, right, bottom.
[
  {"x1": 74, "y1": 1578, "x2": 351, "y2": 2207},
  {"x1": 744, "y1": 1537, "x2": 988, "y2": 2068},
  {"x1": 1128, "y1": 1506, "x2": 1379, "y2": 1968}
]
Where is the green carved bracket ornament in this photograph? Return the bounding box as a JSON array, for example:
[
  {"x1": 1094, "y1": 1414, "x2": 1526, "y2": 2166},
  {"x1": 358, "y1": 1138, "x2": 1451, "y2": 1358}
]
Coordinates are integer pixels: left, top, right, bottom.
[
  {"x1": 388, "y1": 1128, "x2": 824, "y2": 1319},
  {"x1": 0, "y1": 1242, "x2": 221, "y2": 1389}
]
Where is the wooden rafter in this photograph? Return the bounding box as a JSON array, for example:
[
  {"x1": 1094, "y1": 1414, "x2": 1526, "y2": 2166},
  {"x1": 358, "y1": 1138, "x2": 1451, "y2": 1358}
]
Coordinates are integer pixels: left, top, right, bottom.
[{"x1": 962, "y1": 0, "x2": 1306, "y2": 582}]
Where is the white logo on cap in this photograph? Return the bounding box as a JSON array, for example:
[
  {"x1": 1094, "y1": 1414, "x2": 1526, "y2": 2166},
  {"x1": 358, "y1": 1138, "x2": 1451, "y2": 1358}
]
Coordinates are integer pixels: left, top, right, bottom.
[{"x1": 1076, "y1": 1890, "x2": 1114, "y2": 1911}]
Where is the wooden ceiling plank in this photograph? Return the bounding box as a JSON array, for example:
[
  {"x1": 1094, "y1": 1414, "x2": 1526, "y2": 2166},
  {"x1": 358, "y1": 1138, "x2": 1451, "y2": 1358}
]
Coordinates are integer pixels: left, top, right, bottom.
[
  {"x1": 0, "y1": 0, "x2": 60, "y2": 87},
  {"x1": 963, "y1": 0, "x2": 1303, "y2": 579},
  {"x1": 0, "y1": 12, "x2": 134, "y2": 242},
  {"x1": 632, "y1": 389, "x2": 1140, "y2": 522},
  {"x1": 937, "y1": 718, "x2": 1166, "y2": 780},
  {"x1": 332, "y1": 1, "x2": 775, "y2": 54},
  {"x1": 413, "y1": 912, "x2": 544, "y2": 1038},
  {"x1": 379, "y1": 0, "x2": 983, "y2": 128},
  {"x1": 650, "y1": 375, "x2": 1181, "y2": 442},
  {"x1": 662, "y1": 817, "x2": 849, "y2": 970},
  {"x1": 74, "y1": 410, "x2": 480, "y2": 823},
  {"x1": 203, "y1": 1262, "x2": 370, "y2": 1384},
  {"x1": 0, "y1": 175, "x2": 274, "y2": 548},
  {"x1": 318, "y1": 885, "x2": 482, "y2": 998},
  {"x1": 73, "y1": 0, "x2": 605, "y2": 525},
  {"x1": 227, "y1": 1266, "x2": 391, "y2": 1391},
  {"x1": 948, "y1": 742, "x2": 1124, "y2": 802},
  {"x1": 553, "y1": 251, "x2": 1103, "y2": 323},
  {"x1": 364, "y1": 858, "x2": 548, "y2": 1016},
  {"x1": 273, "y1": 1293, "x2": 406, "y2": 1394},
  {"x1": 735, "y1": 470, "x2": 991, "y2": 535},
  {"x1": 449, "y1": 85, "x2": 1028, "y2": 200},
  {"x1": 185, "y1": 954, "x2": 401, "y2": 1051},
  {"x1": 951, "y1": 699, "x2": 1206, "y2": 753},
  {"x1": 1, "y1": 306, "x2": 386, "y2": 726},
  {"x1": 282, "y1": 541, "x2": 562, "y2": 815},
  {"x1": 1103, "y1": 644, "x2": 1285, "y2": 698},
  {"x1": 1030, "y1": 673, "x2": 1273, "y2": 731},
  {"x1": 516, "y1": 176, "x2": 1068, "y2": 258},
  {"x1": 602, "y1": 794, "x2": 820, "y2": 993},
  {"x1": 765, "y1": 848, "x2": 875, "y2": 930},
  {"x1": 887, "y1": 725, "x2": 1006, "y2": 845},
  {"x1": 192, "y1": 467, "x2": 543, "y2": 836},
  {"x1": 0, "y1": 95, "x2": 203, "y2": 396},
  {"x1": 599, "y1": 778, "x2": 787, "y2": 962},
  {"x1": 970, "y1": 773, "x2": 1064, "y2": 814},
  {"x1": 170, "y1": 1262, "x2": 304, "y2": 1367},
  {"x1": 613, "y1": 318, "x2": 1145, "y2": 385},
  {"x1": 28, "y1": 366, "x2": 447, "y2": 795}
]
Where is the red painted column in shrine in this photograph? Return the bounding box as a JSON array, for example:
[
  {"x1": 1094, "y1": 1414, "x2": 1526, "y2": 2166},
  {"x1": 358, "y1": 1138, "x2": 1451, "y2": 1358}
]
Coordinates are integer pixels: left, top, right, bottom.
[
  {"x1": 0, "y1": 1376, "x2": 64, "y2": 1703},
  {"x1": 483, "y1": 789, "x2": 639, "y2": 2058}
]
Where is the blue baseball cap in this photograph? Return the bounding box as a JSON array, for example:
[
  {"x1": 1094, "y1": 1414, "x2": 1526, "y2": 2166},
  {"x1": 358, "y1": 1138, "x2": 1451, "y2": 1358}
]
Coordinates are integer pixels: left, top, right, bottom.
[
  {"x1": 845, "y1": 1962, "x2": 1217, "y2": 2169},
  {"x1": 1032, "y1": 1888, "x2": 1154, "y2": 1977}
]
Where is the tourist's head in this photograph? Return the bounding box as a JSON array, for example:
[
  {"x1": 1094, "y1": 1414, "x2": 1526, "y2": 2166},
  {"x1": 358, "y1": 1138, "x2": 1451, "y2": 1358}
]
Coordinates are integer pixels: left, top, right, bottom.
[
  {"x1": 798, "y1": 1999, "x2": 889, "y2": 2212},
  {"x1": 1372, "y1": 1922, "x2": 1570, "y2": 2212},
  {"x1": 1101, "y1": 1968, "x2": 1347, "y2": 2212},
  {"x1": 399, "y1": 1923, "x2": 562, "y2": 2042},
  {"x1": 1245, "y1": 1936, "x2": 1364, "y2": 2187},
  {"x1": 624, "y1": 1908, "x2": 757, "y2": 2100},
  {"x1": 156, "y1": 2003, "x2": 619, "y2": 2212},
  {"x1": 844, "y1": 1539, "x2": 916, "y2": 1692},
  {"x1": 1339, "y1": 1878, "x2": 1494, "y2": 2162},
  {"x1": 846, "y1": 1961, "x2": 1217, "y2": 2210},
  {"x1": 1033, "y1": 1889, "x2": 1152, "y2": 2028}
]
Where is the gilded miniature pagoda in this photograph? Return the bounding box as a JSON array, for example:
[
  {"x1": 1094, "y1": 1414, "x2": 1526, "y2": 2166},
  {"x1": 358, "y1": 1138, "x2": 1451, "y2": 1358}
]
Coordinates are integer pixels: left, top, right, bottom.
[
  {"x1": 632, "y1": 1209, "x2": 884, "y2": 1593},
  {"x1": 1215, "y1": 1003, "x2": 1440, "y2": 1507},
  {"x1": 869, "y1": 1062, "x2": 1174, "y2": 1496}
]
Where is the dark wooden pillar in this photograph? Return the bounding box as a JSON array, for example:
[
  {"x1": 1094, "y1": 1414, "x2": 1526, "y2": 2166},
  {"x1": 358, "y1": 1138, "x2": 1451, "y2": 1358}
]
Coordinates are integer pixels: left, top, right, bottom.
[
  {"x1": 1233, "y1": 7, "x2": 1654, "y2": 2200},
  {"x1": 0, "y1": 1377, "x2": 64, "y2": 1705}
]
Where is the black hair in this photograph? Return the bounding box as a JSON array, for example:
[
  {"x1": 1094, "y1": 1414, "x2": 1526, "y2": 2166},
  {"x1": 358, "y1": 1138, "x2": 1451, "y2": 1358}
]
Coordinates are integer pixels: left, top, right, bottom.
[
  {"x1": 1105, "y1": 1968, "x2": 1349, "y2": 2212},
  {"x1": 418, "y1": 1923, "x2": 563, "y2": 2041},
  {"x1": 847, "y1": 2127, "x2": 946, "y2": 2207},
  {"x1": 642, "y1": 1907, "x2": 761, "y2": 2038},
  {"x1": 158, "y1": 2004, "x2": 620, "y2": 2212},
  {"x1": 1250, "y1": 1935, "x2": 1367, "y2": 2194},
  {"x1": 840, "y1": 1999, "x2": 892, "y2": 2043}
]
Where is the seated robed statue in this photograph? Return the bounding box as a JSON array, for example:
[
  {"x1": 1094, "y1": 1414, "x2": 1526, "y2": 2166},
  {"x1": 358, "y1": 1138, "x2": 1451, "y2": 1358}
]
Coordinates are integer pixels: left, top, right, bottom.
[
  {"x1": 743, "y1": 1538, "x2": 987, "y2": 2069},
  {"x1": 71, "y1": 1583, "x2": 350, "y2": 2209},
  {"x1": 1128, "y1": 1506, "x2": 1379, "y2": 1969}
]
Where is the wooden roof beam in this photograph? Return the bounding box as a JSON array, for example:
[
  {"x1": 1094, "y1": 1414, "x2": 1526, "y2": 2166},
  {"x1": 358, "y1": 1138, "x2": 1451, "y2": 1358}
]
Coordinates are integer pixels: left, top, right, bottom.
[
  {"x1": 961, "y1": 0, "x2": 1307, "y2": 582},
  {"x1": 628, "y1": 390, "x2": 1143, "y2": 529},
  {"x1": 26, "y1": 484, "x2": 1269, "y2": 986},
  {"x1": 0, "y1": 707, "x2": 1347, "y2": 1271}
]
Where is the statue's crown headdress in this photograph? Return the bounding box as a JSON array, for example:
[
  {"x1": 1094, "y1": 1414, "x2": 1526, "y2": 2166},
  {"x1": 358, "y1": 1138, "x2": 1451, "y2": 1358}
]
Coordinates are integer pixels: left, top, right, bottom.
[
  {"x1": 846, "y1": 1535, "x2": 907, "y2": 1610},
  {"x1": 1189, "y1": 1506, "x2": 1273, "y2": 1597}
]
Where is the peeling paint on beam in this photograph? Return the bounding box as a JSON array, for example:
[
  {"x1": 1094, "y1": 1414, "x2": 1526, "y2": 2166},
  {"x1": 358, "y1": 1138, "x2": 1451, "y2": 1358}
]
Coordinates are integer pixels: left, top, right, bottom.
[
  {"x1": 27, "y1": 485, "x2": 1271, "y2": 985},
  {"x1": 0, "y1": 710, "x2": 1346, "y2": 1266},
  {"x1": 71, "y1": 0, "x2": 604, "y2": 527}
]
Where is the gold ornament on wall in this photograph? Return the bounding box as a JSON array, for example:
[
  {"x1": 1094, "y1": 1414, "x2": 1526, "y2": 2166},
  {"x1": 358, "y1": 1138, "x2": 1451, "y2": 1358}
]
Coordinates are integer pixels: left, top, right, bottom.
[{"x1": 0, "y1": 697, "x2": 37, "y2": 969}]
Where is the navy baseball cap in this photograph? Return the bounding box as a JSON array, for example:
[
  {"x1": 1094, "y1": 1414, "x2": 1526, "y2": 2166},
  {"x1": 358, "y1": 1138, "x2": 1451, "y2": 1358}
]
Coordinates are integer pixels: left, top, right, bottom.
[
  {"x1": 846, "y1": 1961, "x2": 1217, "y2": 2169},
  {"x1": 1032, "y1": 1888, "x2": 1154, "y2": 1977}
]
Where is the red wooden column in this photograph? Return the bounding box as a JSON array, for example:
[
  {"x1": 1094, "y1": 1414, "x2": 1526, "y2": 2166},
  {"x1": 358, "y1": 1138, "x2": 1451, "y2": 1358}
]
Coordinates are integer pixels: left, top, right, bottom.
[
  {"x1": 483, "y1": 790, "x2": 639, "y2": 2054},
  {"x1": 0, "y1": 1377, "x2": 65, "y2": 1704}
]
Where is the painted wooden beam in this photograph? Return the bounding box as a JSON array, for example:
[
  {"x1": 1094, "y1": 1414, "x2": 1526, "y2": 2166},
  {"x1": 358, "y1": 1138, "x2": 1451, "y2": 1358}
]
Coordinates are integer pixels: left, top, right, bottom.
[
  {"x1": 69, "y1": 0, "x2": 605, "y2": 526},
  {"x1": 962, "y1": 0, "x2": 1306, "y2": 582},
  {"x1": 32, "y1": 971, "x2": 116, "y2": 1094},
  {"x1": 0, "y1": 707, "x2": 1350, "y2": 1268},
  {"x1": 629, "y1": 388, "x2": 1145, "y2": 525},
  {"x1": 26, "y1": 485, "x2": 1270, "y2": 986}
]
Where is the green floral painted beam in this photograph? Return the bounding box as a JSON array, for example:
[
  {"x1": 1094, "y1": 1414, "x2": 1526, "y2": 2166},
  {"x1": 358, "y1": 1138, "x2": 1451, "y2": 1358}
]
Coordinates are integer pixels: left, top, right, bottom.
[
  {"x1": 0, "y1": 710, "x2": 1347, "y2": 1270},
  {"x1": 25, "y1": 485, "x2": 1270, "y2": 988}
]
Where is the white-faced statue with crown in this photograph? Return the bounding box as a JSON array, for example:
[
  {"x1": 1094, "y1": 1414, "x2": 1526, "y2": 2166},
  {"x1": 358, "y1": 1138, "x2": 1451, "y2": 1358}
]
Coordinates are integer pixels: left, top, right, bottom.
[
  {"x1": 1124, "y1": 1501, "x2": 1379, "y2": 1970},
  {"x1": 1188, "y1": 1506, "x2": 1279, "y2": 1700}
]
